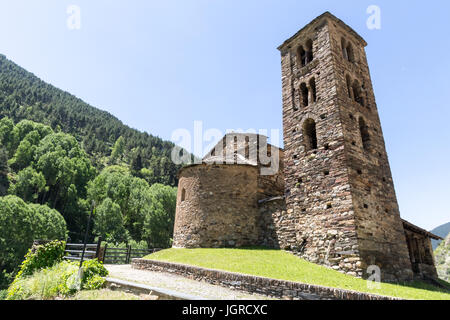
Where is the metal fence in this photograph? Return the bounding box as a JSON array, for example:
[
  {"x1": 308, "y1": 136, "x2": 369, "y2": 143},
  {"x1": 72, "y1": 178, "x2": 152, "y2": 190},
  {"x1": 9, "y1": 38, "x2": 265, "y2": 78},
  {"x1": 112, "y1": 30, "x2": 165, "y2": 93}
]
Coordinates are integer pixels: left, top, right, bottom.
[
  {"x1": 63, "y1": 238, "x2": 102, "y2": 263},
  {"x1": 102, "y1": 244, "x2": 162, "y2": 264}
]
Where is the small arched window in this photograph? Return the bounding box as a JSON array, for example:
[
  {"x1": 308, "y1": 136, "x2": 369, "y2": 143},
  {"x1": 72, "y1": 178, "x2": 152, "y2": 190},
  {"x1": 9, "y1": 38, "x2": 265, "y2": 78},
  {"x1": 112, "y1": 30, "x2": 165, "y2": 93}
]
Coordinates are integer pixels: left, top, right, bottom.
[
  {"x1": 303, "y1": 118, "x2": 318, "y2": 151},
  {"x1": 346, "y1": 42, "x2": 355, "y2": 63},
  {"x1": 309, "y1": 78, "x2": 317, "y2": 103},
  {"x1": 306, "y1": 39, "x2": 313, "y2": 63},
  {"x1": 297, "y1": 39, "x2": 313, "y2": 68},
  {"x1": 359, "y1": 117, "x2": 370, "y2": 151},
  {"x1": 181, "y1": 188, "x2": 186, "y2": 202},
  {"x1": 341, "y1": 38, "x2": 348, "y2": 60},
  {"x1": 352, "y1": 80, "x2": 364, "y2": 106},
  {"x1": 341, "y1": 38, "x2": 355, "y2": 63},
  {"x1": 300, "y1": 83, "x2": 309, "y2": 107},
  {"x1": 346, "y1": 75, "x2": 352, "y2": 99},
  {"x1": 298, "y1": 46, "x2": 306, "y2": 67}
]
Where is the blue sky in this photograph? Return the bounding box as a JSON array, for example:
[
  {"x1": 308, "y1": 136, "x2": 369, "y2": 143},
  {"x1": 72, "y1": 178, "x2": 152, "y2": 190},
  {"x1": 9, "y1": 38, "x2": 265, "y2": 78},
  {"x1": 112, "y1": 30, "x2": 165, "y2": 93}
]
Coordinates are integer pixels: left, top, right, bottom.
[{"x1": 0, "y1": 0, "x2": 449, "y2": 230}]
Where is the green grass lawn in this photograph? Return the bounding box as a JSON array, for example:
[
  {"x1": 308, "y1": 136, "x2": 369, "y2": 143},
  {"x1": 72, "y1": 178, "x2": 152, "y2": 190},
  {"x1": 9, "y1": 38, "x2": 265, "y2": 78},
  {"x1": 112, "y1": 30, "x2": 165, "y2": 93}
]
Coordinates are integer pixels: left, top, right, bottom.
[
  {"x1": 68, "y1": 289, "x2": 141, "y2": 300},
  {"x1": 144, "y1": 247, "x2": 450, "y2": 300}
]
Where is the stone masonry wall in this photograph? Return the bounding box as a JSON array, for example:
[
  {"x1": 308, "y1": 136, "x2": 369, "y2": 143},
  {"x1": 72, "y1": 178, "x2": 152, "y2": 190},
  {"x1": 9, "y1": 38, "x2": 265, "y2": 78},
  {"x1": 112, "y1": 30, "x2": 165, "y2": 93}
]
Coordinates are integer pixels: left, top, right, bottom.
[
  {"x1": 279, "y1": 13, "x2": 414, "y2": 281},
  {"x1": 279, "y1": 15, "x2": 363, "y2": 278},
  {"x1": 172, "y1": 164, "x2": 259, "y2": 248},
  {"x1": 132, "y1": 258, "x2": 402, "y2": 300},
  {"x1": 258, "y1": 198, "x2": 286, "y2": 249},
  {"x1": 327, "y1": 19, "x2": 413, "y2": 281}
]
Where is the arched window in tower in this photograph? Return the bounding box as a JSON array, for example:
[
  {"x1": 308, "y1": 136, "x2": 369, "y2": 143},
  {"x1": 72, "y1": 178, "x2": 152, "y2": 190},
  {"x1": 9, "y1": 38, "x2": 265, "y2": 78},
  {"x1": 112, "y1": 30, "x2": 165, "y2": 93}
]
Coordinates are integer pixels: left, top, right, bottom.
[
  {"x1": 346, "y1": 75, "x2": 353, "y2": 99},
  {"x1": 341, "y1": 38, "x2": 348, "y2": 60},
  {"x1": 297, "y1": 45, "x2": 307, "y2": 67},
  {"x1": 300, "y1": 83, "x2": 309, "y2": 107},
  {"x1": 341, "y1": 38, "x2": 355, "y2": 63},
  {"x1": 359, "y1": 117, "x2": 370, "y2": 151},
  {"x1": 352, "y1": 80, "x2": 364, "y2": 106},
  {"x1": 306, "y1": 39, "x2": 314, "y2": 63},
  {"x1": 303, "y1": 118, "x2": 318, "y2": 151},
  {"x1": 181, "y1": 188, "x2": 186, "y2": 202},
  {"x1": 346, "y1": 42, "x2": 355, "y2": 63},
  {"x1": 309, "y1": 78, "x2": 317, "y2": 103},
  {"x1": 297, "y1": 40, "x2": 313, "y2": 68},
  {"x1": 292, "y1": 84, "x2": 299, "y2": 111}
]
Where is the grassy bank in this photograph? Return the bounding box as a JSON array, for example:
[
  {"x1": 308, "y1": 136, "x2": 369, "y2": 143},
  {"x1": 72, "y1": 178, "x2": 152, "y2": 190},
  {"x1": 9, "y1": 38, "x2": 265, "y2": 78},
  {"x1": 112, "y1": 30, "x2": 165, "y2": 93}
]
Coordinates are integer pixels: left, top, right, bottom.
[{"x1": 144, "y1": 248, "x2": 450, "y2": 300}]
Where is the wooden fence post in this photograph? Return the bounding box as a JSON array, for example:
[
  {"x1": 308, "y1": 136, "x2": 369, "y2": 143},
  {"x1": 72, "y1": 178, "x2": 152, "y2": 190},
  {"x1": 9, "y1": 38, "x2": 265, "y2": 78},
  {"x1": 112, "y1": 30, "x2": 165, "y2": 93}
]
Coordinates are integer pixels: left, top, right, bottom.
[
  {"x1": 102, "y1": 243, "x2": 108, "y2": 263},
  {"x1": 126, "y1": 245, "x2": 132, "y2": 264}
]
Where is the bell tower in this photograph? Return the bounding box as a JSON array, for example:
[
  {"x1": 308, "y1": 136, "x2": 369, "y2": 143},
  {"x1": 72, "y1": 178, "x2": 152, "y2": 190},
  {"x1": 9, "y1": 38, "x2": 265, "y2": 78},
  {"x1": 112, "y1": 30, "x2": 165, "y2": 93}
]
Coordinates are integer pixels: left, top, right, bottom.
[{"x1": 279, "y1": 12, "x2": 413, "y2": 281}]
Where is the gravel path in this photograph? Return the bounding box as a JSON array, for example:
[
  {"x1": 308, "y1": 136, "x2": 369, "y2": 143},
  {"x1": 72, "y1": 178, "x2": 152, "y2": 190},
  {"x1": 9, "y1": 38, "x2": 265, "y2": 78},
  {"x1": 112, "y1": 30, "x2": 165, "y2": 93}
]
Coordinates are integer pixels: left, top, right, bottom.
[{"x1": 105, "y1": 264, "x2": 274, "y2": 300}]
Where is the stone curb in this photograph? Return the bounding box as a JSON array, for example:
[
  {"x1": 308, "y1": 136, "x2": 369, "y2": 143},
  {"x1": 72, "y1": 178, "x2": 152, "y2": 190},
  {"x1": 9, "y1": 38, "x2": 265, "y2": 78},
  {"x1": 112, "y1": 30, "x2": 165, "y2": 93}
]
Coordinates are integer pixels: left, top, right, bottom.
[
  {"x1": 132, "y1": 259, "x2": 403, "y2": 300},
  {"x1": 105, "y1": 277, "x2": 207, "y2": 300}
]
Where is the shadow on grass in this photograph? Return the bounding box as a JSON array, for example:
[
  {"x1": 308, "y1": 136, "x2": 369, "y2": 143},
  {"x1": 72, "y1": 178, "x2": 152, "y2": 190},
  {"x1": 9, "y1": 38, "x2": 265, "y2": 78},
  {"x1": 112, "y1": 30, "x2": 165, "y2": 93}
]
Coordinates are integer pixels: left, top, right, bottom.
[{"x1": 393, "y1": 280, "x2": 450, "y2": 295}]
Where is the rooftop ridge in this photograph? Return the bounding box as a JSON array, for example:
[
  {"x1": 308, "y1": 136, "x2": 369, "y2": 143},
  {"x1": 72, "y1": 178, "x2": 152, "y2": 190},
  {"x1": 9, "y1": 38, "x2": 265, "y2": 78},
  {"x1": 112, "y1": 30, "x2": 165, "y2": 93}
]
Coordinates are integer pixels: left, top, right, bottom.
[{"x1": 278, "y1": 11, "x2": 367, "y2": 51}]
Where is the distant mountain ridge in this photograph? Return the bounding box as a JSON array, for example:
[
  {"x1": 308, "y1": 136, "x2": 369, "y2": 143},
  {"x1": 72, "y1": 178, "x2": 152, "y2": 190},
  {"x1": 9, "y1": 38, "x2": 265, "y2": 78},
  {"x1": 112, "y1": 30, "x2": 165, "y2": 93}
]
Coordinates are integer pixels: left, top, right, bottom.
[
  {"x1": 431, "y1": 222, "x2": 450, "y2": 250},
  {"x1": 0, "y1": 54, "x2": 182, "y2": 186}
]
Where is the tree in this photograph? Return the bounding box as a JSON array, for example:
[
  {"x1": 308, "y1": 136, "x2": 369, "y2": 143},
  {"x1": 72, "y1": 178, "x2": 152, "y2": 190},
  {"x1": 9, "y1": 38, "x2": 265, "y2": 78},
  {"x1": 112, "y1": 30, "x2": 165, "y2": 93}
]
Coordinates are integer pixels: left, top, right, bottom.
[
  {"x1": 0, "y1": 117, "x2": 15, "y2": 155},
  {"x1": 87, "y1": 166, "x2": 157, "y2": 242},
  {"x1": 0, "y1": 195, "x2": 67, "y2": 288},
  {"x1": 8, "y1": 139, "x2": 34, "y2": 170},
  {"x1": 8, "y1": 167, "x2": 46, "y2": 202},
  {"x1": 0, "y1": 147, "x2": 9, "y2": 196},
  {"x1": 93, "y1": 198, "x2": 129, "y2": 244},
  {"x1": 28, "y1": 203, "x2": 67, "y2": 241},
  {"x1": 35, "y1": 132, "x2": 95, "y2": 211},
  {"x1": 139, "y1": 167, "x2": 154, "y2": 185},
  {"x1": 130, "y1": 148, "x2": 143, "y2": 176},
  {"x1": 0, "y1": 196, "x2": 34, "y2": 288},
  {"x1": 142, "y1": 184, "x2": 177, "y2": 248},
  {"x1": 110, "y1": 136, "x2": 125, "y2": 164}
]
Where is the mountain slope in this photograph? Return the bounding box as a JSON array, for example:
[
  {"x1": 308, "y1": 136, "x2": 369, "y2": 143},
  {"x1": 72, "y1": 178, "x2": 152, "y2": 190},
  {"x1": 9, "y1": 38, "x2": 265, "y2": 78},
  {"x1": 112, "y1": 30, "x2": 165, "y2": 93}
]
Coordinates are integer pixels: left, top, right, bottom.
[
  {"x1": 0, "y1": 54, "x2": 181, "y2": 186},
  {"x1": 431, "y1": 222, "x2": 450, "y2": 250}
]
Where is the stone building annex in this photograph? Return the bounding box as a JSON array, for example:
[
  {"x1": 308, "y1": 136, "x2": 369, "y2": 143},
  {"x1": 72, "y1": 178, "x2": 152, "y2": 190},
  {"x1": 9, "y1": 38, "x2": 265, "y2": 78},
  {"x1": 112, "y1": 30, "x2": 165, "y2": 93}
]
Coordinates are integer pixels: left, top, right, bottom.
[{"x1": 172, "y1": 12, "x2": 442, "y2": 282}]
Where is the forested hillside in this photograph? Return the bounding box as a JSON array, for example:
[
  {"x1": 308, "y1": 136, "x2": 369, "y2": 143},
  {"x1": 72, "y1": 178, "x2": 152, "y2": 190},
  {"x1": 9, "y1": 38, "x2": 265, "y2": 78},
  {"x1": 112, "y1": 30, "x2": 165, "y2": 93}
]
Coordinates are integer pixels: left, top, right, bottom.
[
  {"x1": 0, "y1": 55, "x2": 181, "y2": 290},
  {"x1": 0, "y1": 54, "x2": 181, "y2": 186},
  {"x1": 431, "y1": 222, "x2": 450, "y2": 250}
]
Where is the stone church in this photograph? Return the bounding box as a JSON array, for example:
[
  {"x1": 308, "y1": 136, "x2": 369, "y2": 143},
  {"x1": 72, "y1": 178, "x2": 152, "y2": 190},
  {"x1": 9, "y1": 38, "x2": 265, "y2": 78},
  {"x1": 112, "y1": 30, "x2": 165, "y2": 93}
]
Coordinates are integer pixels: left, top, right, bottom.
[{"x1": 172, "y1": 12, "x2": 441, "y2": 282}]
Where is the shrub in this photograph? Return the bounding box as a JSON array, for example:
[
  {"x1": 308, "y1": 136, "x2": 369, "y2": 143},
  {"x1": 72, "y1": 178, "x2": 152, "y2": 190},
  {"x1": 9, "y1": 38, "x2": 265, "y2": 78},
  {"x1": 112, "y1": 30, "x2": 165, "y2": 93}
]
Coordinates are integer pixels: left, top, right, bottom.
[
  {"x1": 6, "y1": 259, "x2": 109, "y2": 300},
  {"x1": 82, "y1": 275, "x2": 106, "y2": 291},
  {"x1": 6, "y1": 260, "x2": 78, "y2": 300},
  {"x1": 14, "y1": 240, "x2": 65, "y2": 280},
  {"x1": 81, "y1": 259, "x2": 108, "y2": 290}
]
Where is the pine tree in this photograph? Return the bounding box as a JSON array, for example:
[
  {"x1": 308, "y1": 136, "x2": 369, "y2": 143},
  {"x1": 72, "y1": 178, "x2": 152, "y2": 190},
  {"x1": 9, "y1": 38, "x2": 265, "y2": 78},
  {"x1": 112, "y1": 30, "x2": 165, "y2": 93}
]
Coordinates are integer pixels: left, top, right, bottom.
[{"x1": 0, "y1": 147, "x2": 9, "y2": 196}]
